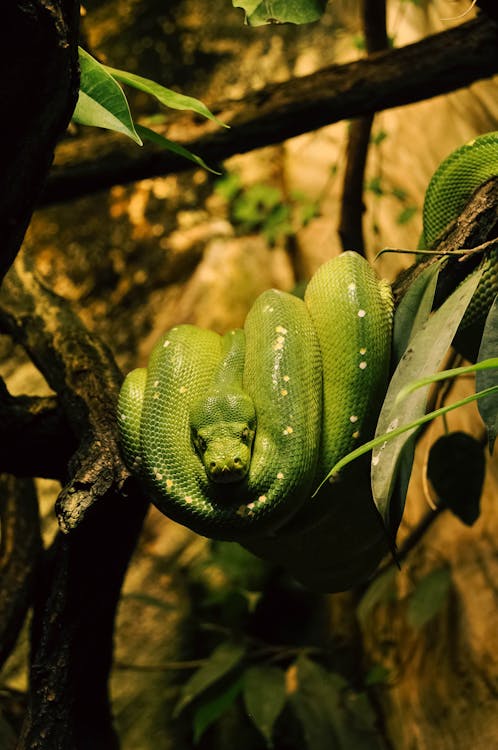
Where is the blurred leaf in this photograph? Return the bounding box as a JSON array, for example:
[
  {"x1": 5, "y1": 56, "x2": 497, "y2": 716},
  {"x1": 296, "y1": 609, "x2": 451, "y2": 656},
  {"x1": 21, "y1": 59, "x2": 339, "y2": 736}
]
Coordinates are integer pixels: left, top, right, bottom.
[
  {"x1": 371, "y1": 267, "x2": 483, "y2": 525},
  {"x1": 407, "y1": 568, "x2": 451, "y2": 629},
  {"x1": 74, "y1": 48, "x2": 142, "y2": 144},
  {"x1": 392, "y1": 260, "x2": 442, "y2": 364},
  {"x1": 136, "y1": 125, "x2": 220, "y2": 174},
  {"x1": 371, "y1": 129, "x2": 388, "y2": 146},
  {"x1": 193, "y1": 677, "x2": 243, "y2": 743},
  {"x1": 366, "y1": 176, "x2": 384, "y2": 196},
  {"x1": 105, "y1": 65, "x2": 228, "y2": 127},
  {"x1": 396, "y1": 205, "x2": 417, "y2": 225},
  {"x1": 288, "y1": 656, "x2": 387, "y2": 750},
  {"x1": 233, "y1": 0, "x2": 327, "y2": 26},
  {"x1": 364, "y1": 664, "x2": 390, "y2": 686},
  {"x1": 427, "y1": 432, "x2": 485, "y2": 525},
  {"x1": 357, "y1": 567, "x2": 397, "y2": 627},
  {"x1": 243, "y1": 665, "x2": 287, "y2": 747},
  {"x1": 209, "y1": 541, "x2": 267, "y2": 590},
  {"x1": 476, "y1": 294, "x2": 498, "y2": 451},
  {"x1": 391, "y1": 186, "x2": 408, "y2": 201},
  {"x1": 215, "y1": 172, "x2": 242, "y2": 201},
  {"x1": 174, "y1": 641, "x2": 246, "y2": 716}
]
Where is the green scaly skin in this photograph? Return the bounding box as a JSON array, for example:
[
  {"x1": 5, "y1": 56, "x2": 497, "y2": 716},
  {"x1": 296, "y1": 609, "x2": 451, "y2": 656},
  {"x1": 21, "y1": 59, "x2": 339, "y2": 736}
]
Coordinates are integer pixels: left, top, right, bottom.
[{"x1": 118, "y1": 131, "x2": 498, "y2": 590}]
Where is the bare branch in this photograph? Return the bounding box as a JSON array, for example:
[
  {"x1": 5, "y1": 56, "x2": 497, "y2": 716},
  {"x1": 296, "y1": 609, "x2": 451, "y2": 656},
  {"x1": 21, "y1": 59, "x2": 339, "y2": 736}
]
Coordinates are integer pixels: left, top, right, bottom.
[{"x1": 42, "y1": 15, "x2": 498, "y2": 206}]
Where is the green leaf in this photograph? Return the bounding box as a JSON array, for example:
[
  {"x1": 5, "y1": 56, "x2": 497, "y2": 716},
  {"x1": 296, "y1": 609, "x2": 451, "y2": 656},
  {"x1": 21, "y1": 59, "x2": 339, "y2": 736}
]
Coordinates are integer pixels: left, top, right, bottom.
[
  {"x1": 371, "y1": 266, "x2": 483, "y2": 524},
  {"x1": 427, "y1": 432, "x2": 485, "y2": 525},
  {"x1": 233, "y1": 0, "x2": 327, "y2": 26},
  {"x1": 396, "y1": 205, "x2": 417, "y2": 225},
  {"x1": 289, "y1": 656, "x2": 387, "y2": 750},
  {"x1": 392, "y1": 260, "x2": 442, "y2": 364},
  {"x1": 74, "y1": 48, "x2": 142, "y2": 144},
  {"x1": 407, "y1": 567, "x2": 451, "y2": 629},
  {"x1": 174, "y1": 641, "x2": 246, "y2": 717},
  {"x1": 476, "y1": 294, "x2": 498, "y2": 451},
  {"x1": 365, "y1": 176, "x2": 384, "y2": 196},
  {"x1": 357, "y1": 567, "x2": 397, "y2": 627},
  {"x1": 136, "y1": 125, "x2": 221, "y2": 174},
  {"x1": 364, "y1": 664, "x2": 390, "y2": 686},
  {"x1": 243, "y1": 665, "x2": 287, "y2": 747},
  {"x1": 193, "y1": 678, "x2": 243, "y2": 744},
  {"x1": 105, "y1": 66, "x2": 228, "y2": 128}
]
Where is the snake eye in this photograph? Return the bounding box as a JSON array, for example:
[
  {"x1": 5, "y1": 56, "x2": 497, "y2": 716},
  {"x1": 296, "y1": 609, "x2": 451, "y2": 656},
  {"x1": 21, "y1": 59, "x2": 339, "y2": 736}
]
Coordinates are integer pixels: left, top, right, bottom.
[
  {"x1": 241, "y1": 427, "x2": 250, "y2": 444},
  {"x1": 193, "y1": 432, "x2": 207, "y2": 453}
]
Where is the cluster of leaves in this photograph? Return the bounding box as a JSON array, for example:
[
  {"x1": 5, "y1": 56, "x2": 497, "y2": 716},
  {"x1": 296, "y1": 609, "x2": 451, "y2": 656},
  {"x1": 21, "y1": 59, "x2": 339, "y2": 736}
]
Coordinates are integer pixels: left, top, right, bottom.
[
  {"x1": 232, "y1": 0, "x2": 328, "y2": 26},
  {"x1": 215, "y1": 172, "x2": 319, "y2": 244},
  {"x1": 73, "y1": 48, "x2": 227, "y2": 173}
]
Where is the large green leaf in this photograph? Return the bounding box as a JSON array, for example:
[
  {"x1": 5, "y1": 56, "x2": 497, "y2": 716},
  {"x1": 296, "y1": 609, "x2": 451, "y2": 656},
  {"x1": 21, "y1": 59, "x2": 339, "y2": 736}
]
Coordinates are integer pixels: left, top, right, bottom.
[
  {"x1": 105, "y1": 66, "x2": 228, "y2": 128},
  {"x1": 289, "y1": 656, "x2": 387, "y2": 750},
  {"x1": 193, "y1": 678, "x2": 243, "y2": 744},
  {"x1": 243, "y1": 665, "x2": 286, "y2": 747},
  {"x1": 476, "y1": 294, "x2": 498, "y2": 451},
  {"x1": 233, "y1": 0, "x2": 327, "y2": 26},
  {"x1": 174, "y1": 641, "x2": 246, "y2": 717},
  {"x1": 371, "y1": 267, "x2": 483, "y2": 525},
  {"x1": 73, "y1": 48, "x2": 142, "y2": 144}
]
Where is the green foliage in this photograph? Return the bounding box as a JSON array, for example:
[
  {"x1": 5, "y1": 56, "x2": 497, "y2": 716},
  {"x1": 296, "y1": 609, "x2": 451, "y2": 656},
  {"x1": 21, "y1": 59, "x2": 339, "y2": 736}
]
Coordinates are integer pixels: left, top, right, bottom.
[
  {"x1": 243, "y1": 665, "x2": 287, "y2": 746},
  {"x1": 193, "y1": 677, "x2": 243, "y2": 743},
  {"x1": 407, "y1": 568, "x2": 452, "y2": 629},
  {"x1": 74, "y1": 48, "x2": 225, "y2": 171},
  {"x1": 215, "y1": 173, "x2": 319, "y2": 244},
  {"x1": 477, "y1": 295, "x2": 498, "y2": 450},
  {"x1": 233, "y1": 0, "x2": 327, "y2": 26}
]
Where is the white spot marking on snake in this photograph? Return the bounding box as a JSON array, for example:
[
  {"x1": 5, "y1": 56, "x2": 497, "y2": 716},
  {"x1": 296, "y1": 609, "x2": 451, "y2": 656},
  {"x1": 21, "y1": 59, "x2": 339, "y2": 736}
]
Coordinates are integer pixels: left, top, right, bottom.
[
  {"x1": 247, "y1": 502, "x2": 255, "y2": 510},
  {"x1": 359, "y1": 361, "x2": 367, "y2": 370},
  {"x1": 281, "y1": 389, "x2": 288, "y2": 396},
  {"x1": 349, "y1": 415, "x2": 358, "y2": 423},
  {"x1": 352, "y1": 430, "x2": 360, "y2": 439},
  {"x1": 276, "y1": 335, "x2": 285, "y2": 344},
  {"x1": 120, "y1": 413, "x2": 127, "y2": 420},
  {"x1": 283, "y1": 375, "x2": 290, "y2": 382},
  {"x1": 263, "y1": 304, "x2": 274, "y2": 313},
  {"x1": 153, "y1": 380, "x2": 160, "y2": 387},
  {"x1": 275, "y1": 325, "x2": 288, "y2": 335},
  {"x1": 163, "y1": 340, "x2": 171, "y2": 347},
  {"x1": 155, "y1": 472, "x2": 163, "y2": 480},
  {"x1": 236, "y1": 505, "x2": 248, "y2": 517},
  {"x1": 277, "y1": 472, "x2": 284, "y2": 480},
  {"x1": 185, "y1": 496, "x2": 193, "y2": 504},
  {"x1": 179, "y1": 386, "x2": 187, "y2": 394},
  {"x1": 153, "y1": 392, "x2": 160, "y2": 399},
  {"x1": 348, "y1": 282, "x2": 357, "y2": 292},
  {"x1": 283, "y1": 426, "x2": 294, "y2": 435},
  {"x1": 166, "y1": 479, "x2": 173, "y2": 489},
  {"x1": 258, "y1": 495, "x2": 267, "y2": 503},
  {"x1": 358, "y1": 309, "x2": 366, "y2": 318},
  {"x1": 273, "y1": 342, "x2": 284, "y2": 351},
  {"x1": 359, "y1": 347, "x2": 367, "y2": 355}
]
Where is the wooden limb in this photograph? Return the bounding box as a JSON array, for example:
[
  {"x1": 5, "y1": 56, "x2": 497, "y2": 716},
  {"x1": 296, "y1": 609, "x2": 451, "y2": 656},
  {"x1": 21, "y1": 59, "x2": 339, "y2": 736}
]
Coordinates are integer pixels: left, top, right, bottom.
[
  {"x1": 0, "y1": 0, "x2": 80, "y2": 282},
  {"x1": 0, "y1": 254, "x2": 128, "y2": 532},
  {"x1": 339, "y1": 0, "x2": 389, "y2": 254},
  {"x1": 17, "y1": 483, "x2": 149, "y2": 750},
  {"x1": 0, "y1": 379, "x2": 74, "y2": 479},
  {"x1": 0, "y1": 475, "x2": 42, "y2": 669},
  {"x1": 41, "y1": 15, "x2": 498, "y2": 206}
]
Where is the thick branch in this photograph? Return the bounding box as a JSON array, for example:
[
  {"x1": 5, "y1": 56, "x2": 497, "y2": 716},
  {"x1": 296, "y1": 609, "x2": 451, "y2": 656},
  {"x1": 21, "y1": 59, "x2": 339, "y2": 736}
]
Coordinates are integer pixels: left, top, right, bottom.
[
  {"x1": 42, "y1": 14, "x2": 498, "y2": 205},
  {"x1": 0, "y1": 0, "x2": 80, "y2": 282},
  {"x1": 0, "y1": 475, "x2": 42, "y2": 669},
  {"x1": 0, "y1": 379, "x2": 74, "y2": 479},
  {"x1": 0, "y1": 253, "x2": 128, "y2": 532}
]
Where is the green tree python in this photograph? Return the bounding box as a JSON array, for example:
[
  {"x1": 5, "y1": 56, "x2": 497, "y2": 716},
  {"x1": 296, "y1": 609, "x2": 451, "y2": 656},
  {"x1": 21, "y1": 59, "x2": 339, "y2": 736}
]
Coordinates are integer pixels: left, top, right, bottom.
[{"x1": 118, "y1": 132, "x2": 498, "y2": 591}]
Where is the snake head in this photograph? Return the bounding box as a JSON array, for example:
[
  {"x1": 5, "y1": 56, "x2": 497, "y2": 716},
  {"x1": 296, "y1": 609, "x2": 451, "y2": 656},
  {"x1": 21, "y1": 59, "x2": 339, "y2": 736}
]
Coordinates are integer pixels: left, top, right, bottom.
[{"x1": 190, "y1": 390, "x2": 256, "y2": 484}]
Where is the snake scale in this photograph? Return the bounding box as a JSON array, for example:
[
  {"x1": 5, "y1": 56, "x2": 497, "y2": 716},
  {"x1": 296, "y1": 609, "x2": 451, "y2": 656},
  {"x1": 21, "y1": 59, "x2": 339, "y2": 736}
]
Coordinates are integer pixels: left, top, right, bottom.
[{"x1": 118, "y1": 132, "x2": 498, "y2": 591}]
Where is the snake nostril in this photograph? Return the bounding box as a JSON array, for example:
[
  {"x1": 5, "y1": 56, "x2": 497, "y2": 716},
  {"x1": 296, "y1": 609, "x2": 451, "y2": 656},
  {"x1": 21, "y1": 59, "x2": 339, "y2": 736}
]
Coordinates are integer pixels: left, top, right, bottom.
[
  {"x1": 234, "y1": 457, "x2": 241, "y2": 466},
  {"x1": 210, "y1": 461, "x2": 217, "y2": 470}
]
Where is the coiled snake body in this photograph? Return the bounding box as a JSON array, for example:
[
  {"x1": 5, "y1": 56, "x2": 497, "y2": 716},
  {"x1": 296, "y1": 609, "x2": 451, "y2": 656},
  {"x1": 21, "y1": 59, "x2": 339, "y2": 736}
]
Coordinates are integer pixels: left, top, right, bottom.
[{"x1": 118, "y1": 132, "x2": 498, "y2": 591}]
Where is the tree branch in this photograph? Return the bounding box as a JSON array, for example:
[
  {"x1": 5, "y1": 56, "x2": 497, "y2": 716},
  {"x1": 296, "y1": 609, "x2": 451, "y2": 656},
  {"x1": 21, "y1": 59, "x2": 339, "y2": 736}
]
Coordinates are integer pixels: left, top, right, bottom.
[
  {"x1": 0, "y1": 0, "x2": 80, "y2": 282},
  {"x1": 338, "y1": 0, "x2": 388, "y2": 254},
  {"x1": 42, "y1": 14, "x2": 498, "y2": 206}
]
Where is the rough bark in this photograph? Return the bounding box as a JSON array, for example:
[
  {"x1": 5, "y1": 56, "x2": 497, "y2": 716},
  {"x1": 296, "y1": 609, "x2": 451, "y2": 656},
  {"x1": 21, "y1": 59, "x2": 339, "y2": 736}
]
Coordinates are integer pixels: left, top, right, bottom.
[{"x1": 42, "y1": 14, "x2": 498, "y2": 206}]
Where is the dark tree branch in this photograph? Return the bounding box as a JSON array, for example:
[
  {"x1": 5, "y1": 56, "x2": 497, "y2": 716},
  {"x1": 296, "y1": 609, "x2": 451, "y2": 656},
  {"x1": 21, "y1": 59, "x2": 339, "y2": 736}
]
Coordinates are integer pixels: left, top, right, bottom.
[
  {"x1": 0, "y1": 0, "x2": 80, "y2": 282},
  {"x1": 0, "y1": 475, "x2": 42, "y2": 669},
  {"x1": 0, "y1": 379, "x2": 74, "y2": 479},
  {"x1": 339, "y1": 0, "x2": 388, "y2": 254},
  {"x1": 41, "y1": 14, "x2": 498, "y2": 206},
  {"x1": 0, "y1": 253, "x2": 129, "y2": 532},
  {"x1": 18, "y1": 484, "x2": 149, "y2": 750}
]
